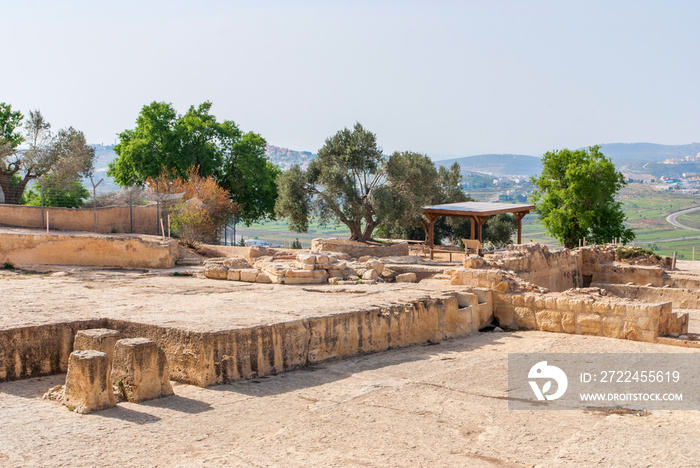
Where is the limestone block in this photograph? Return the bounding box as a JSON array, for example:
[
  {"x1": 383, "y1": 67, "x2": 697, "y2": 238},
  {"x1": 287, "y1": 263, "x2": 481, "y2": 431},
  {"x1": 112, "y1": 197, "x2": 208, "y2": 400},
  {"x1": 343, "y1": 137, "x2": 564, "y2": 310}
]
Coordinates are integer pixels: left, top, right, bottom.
[
  {"x1": 544, "y1": 296, "x2": 557, "y2": 309},
  {"x1": 364, "y1": 269, "x2": 379, "y2": 281},
  {"x1": 464, "y1": 255, "x2": 485, "y2": 269},
  {"x1": 111, "y1": 338, "x2": 173, "y2": 403},
  {"x1": 396, "y1": 272, "x2": 417, "y2": 283},
  {"x1": 227, "y1": 269, "x2": 241, "y2": 281},
  {"x1": 535, "y1": 309, "x2": 562, "y2": 332},
  {"x1": 510, "y1": 294, "x2": 525, "y2": 307},
  {"x1": 592, "y1": 301, "x2": 611, "y2": 314},
  {"x1": 74, "y1": 328, "x2": 122, "y2": 364},
  {"x1": 312, "y1": 270, "x2": 328, "y2": 280},
  {"x1": 568, "y1": 298, "x2": 584, "y2": 313},
  {"x1": 365, "y1": 260, "x2": 384, "y2": 275},
  {"x1": 295, "y1": 262, "x2": 317, "y2": 271},
  {"x1": 223, "y1": 257, "x2": 252, "y2": 269},
  {"x1": 576, "y1": 313, "x2": 602, "y2": 334},
  {"x1": 204, "y1": 263, "x2": 228, "y2": 279},
  {"x1": 256, "y1": 272, "x2": 272, "y2": 283},
  {"x1": 316, "y1": 255, "x2": 330, "y2": 265},
  {"x1": 296, "y1": 253, "x2": 316, "y2": 265},
  {"x1": 328, "y1": 277, "x2": 341, "y2": 285},
  {"x1": 239, "y1": 269, "x2": 259, "y2": 282},
  {"x1": 356, "y1": 269, "x2": 368, "y2": 278},
  {"x1": 602, "y1": 316, "x2": 623, "y2": 338},
  {"x1": 329, "y1": 270, "x2": 344, "y2": 278},
  {"x1": 358, "y1": 255, "x2": 371, "y2": 262},
  {"x1": 561, "y1": 312, "x2": 576, "y2": 333},
  {"x1": 623, "y1": 320, "x2": 641, "y2": 341},
  {"x1": 514, "y1": 307, "x2": 537, "y2": 330},
  {"x1": 287, "y1": 269, "x2": 314, "y2": 278},
  {"x1": 62, "y1": 350, "x2": 116, "y2": 413},
  {"x1": 494, "y1": 281, "x2": 509, "y2": 293}
]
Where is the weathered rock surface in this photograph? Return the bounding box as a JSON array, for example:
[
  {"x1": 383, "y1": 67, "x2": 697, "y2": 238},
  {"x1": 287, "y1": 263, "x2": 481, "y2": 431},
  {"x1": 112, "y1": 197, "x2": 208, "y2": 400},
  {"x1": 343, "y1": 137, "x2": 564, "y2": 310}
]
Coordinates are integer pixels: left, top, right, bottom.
[
  {"x1": 111, "y1": 338, "x2": 173, "y2": 403},
  {"x1": 44, "y1": 350, "x2": 116, "y2": 414},
  {"x1": 73, "y1": 328, "x2": 122, "y2": 364}
]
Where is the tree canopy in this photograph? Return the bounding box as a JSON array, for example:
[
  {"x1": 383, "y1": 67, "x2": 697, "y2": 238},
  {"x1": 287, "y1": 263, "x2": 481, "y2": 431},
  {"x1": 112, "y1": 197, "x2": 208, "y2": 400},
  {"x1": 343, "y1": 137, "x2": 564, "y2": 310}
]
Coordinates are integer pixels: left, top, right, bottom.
[
  {"x1": 530, "y1": 145, "x2": 634, "y2": 248},
  {"x1": 108, "y1": 101, "x2": 279, "y2": 224},
  {"x1": 276, "y1": 123, "x2": 384, "y2": 242},
  {"x1": 275, "y1": 124, "x2": 488, "y2": 244},
  {"x1": 0, "y1": 104, "x2": 95, "y2": 205}
]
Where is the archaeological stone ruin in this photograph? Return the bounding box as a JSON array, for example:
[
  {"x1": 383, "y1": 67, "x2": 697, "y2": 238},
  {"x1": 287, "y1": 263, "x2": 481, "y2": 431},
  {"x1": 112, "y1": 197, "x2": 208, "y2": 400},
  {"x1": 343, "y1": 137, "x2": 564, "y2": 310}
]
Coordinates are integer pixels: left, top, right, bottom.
[{"x1": 2, "y1": 233, "x2": 698, "y2": 414}]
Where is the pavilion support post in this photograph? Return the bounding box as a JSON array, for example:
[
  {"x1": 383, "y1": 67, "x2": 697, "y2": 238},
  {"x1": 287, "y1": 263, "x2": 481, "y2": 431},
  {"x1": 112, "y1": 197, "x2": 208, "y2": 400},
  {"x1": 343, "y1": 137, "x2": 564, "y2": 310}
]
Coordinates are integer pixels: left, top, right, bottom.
[
  {"x1": 427, "y1": 214, "x2": 438, "y2": 249},
  {"x1": 476, "y1": 216, "x2": 489, "y2": 244},
  {"x1": 470, "y1": 217, "x2": 475, "y2": 240},
  {"x1": 515, "y1": 212, "x2": 528, "y2": 245}
]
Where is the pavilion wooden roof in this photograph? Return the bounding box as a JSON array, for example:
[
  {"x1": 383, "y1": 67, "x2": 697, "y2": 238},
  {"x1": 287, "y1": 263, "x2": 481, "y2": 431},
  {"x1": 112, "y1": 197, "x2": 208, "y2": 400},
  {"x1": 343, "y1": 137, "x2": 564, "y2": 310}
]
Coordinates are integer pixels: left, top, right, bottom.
[{"x1": 422, "y1": 201, "x2": 536, "y2": 218}]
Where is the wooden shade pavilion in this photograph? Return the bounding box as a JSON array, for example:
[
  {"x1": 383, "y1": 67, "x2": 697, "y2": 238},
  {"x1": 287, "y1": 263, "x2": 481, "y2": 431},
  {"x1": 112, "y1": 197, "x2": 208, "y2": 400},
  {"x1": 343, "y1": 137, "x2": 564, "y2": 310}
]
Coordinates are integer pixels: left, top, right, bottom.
[{"x1": 422, "y1": 201, "x2": 536, "y2": 248}]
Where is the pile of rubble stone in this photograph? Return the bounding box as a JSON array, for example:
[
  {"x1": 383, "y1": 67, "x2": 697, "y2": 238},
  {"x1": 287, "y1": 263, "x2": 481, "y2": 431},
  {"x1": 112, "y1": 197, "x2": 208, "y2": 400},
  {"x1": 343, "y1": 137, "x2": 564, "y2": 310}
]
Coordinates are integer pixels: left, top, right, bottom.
[{"x1": 203, "y1": 252, "x2": 418, "y2": 285}]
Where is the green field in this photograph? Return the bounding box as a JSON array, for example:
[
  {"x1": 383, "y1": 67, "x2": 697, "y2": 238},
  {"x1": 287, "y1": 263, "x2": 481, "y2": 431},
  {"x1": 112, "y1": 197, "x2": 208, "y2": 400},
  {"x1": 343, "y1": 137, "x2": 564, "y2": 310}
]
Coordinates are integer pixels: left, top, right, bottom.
[{"x1": 237, "y1": 183, "x2": 700, "y2": 259}]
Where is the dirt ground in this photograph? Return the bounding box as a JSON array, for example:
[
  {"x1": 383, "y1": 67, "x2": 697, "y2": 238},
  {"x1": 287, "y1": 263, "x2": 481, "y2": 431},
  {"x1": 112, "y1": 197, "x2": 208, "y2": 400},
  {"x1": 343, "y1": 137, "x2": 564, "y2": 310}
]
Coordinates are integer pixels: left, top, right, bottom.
[{"x1": 0, "y1": 331, "x2": 698, "y2": 467}]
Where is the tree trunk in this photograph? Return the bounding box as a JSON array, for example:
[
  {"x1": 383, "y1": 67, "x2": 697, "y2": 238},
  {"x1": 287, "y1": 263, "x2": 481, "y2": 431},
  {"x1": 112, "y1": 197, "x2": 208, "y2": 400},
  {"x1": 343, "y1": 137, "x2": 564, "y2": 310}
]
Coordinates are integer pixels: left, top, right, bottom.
[
  {"x1": 348, "y1": 222, "x2": 364, "y2": 242},
  {"x1": 0, "y1": 173, "x2": 30, "y2": 205}
]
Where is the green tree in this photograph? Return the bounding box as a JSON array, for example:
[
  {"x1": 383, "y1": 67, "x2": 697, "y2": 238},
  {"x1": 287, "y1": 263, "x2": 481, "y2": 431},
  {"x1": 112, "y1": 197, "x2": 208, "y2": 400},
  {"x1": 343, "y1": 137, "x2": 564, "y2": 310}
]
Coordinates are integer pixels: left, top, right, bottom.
[
  {"x1": 0, "y1": 107, "x2": 94, "y2": 205},
  {"x1": 530, "y1": 146, "x2": 634, "y2": 248},
  {"x1": 108, "y1": 101, "x2": 279, "y2": 224},
  {"x1": 482, "y1": 213, "x2": 517, "y2": 248},
  {"x1": 276, "y1": 123, "x2": 384, "y2": 242},
  {"x1": 22, "y1": 177, "x2": 90, "y2": 208}
]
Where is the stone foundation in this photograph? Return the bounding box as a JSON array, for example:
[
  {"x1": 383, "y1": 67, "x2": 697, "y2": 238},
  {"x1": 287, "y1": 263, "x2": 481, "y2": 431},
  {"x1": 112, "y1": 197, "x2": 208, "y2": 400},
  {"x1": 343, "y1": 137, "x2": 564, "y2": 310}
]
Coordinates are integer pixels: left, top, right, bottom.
[
  {"x1": 311, "y1": 238, "x2": 409, "y2": 258},
  {"x1": 0, "y1": 231, "x2": 179, "y2": 269},
  {"x1": 0, "y1": 291, "x2": 492, "y2": 388}
]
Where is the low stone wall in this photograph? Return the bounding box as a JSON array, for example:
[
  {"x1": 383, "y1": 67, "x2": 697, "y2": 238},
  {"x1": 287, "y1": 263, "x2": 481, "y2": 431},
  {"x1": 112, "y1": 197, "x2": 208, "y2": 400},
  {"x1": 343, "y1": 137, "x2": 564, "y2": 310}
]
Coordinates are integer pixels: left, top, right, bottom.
[
  {"x1": 586, "y1": 262, "x2": 666, "y2": 287},
  {"x1": 0, "y1": 231, "x2": 179, "y2": 268},
  {"x1": 450, "y1": 267, "x2": 688, "y2": 342},
  {"x1": 311, "y1": 238, "x2": 409, "y2": 258},
  {"x1": 465, "y1": 244, "x2": 581, "y2": 292},
  {"x1": 0, "y1": 292, "x2": 493, "y2": 386},
  {"x1": 0, "y1": 203, "x2": 159, "y2": 235},
  {"x1": 0, "y1": 320, "x2": 107, "y2": 381},
  {"x1": 596, "y1": 283, "x2": 700, "y2": 310},
  {"x1": 492, "y1": 291, "x2": 687, "y2": 342}
]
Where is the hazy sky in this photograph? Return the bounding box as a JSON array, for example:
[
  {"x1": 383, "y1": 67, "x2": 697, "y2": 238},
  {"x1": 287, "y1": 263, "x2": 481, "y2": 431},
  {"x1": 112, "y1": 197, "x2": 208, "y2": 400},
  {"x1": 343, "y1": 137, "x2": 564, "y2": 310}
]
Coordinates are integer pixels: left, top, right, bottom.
[{"x1": 2, "y1": 0, "x2": 698, "y2": 159}]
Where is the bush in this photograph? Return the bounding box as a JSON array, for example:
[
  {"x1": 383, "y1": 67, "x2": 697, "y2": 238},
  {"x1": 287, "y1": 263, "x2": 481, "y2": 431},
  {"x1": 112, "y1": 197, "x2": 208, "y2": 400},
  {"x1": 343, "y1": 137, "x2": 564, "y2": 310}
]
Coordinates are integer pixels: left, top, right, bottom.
[
  {"x1": 291, "y1": 238, "x2": 302, "y2": 249},
  {"x1": 147, "y1": 167, "x2": 238, "y2": 244},
  {"x1": 616, "y1": 246, "x2": 661, "y2": 261}
]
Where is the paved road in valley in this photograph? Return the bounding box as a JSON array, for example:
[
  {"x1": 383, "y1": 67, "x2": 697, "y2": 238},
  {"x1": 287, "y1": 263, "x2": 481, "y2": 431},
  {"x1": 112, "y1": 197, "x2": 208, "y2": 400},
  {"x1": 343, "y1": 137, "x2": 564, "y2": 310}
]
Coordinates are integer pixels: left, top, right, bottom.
[{"x1": 666, "y1": 206, "x2": 700, "y2": 232}]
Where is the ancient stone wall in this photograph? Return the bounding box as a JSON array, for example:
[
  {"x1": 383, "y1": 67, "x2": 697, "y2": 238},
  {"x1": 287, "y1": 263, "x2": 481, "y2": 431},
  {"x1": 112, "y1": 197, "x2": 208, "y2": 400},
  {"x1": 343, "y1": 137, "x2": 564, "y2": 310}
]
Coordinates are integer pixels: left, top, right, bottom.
[
  {"x1": 0, "y1": 291, "x2": 493, "y2": 387},
  {"x1": 491, "y1": 290, "x2": 687, "y2": 342},
  {"x1": 311, "y1": 239, "x2": 409, "y2": 258},
  {"x1": 0, "y1": 204, "x2": 159, "y2": 235},
  {"x1": 463, "y1": 244, "x2": 581, "y2": 292},
  {"x1": 0, "y1": 231, "x2": 179, "y2": 268},
  {"x1": 0, "y1": 320, "x2": 107, "y2": 382},
  {"x1": 596, "y1": 283, "x2": 700, "y2": 310}
]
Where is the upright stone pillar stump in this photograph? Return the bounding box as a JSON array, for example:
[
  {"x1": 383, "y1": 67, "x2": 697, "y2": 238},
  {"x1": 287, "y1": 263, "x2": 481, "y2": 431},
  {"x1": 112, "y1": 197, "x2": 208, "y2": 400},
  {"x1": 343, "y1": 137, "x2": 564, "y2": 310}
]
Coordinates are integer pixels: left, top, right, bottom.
[
  {"x1": 62, "y1": 350, "x2": 116, "y2": 414},
  {"x1": 111, "y1": 338, "x2": 174, "y2": 403},
  {"x1": 74, "y1": 328, "x2": 122, "y2": 364}
]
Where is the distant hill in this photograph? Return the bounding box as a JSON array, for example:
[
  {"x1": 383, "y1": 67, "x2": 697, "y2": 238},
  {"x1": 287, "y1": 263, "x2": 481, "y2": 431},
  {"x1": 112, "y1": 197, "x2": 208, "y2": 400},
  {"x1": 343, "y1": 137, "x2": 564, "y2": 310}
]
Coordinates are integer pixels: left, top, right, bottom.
[
  {"x1": 434, "y1": 154, "x2": 542, "y2": 177},
  {"x1": 596, "y1": 142, "x2": 700, "y2": 164},
  {"x1": 265, "y1": 145, "x2": 315, "y2": 170}
]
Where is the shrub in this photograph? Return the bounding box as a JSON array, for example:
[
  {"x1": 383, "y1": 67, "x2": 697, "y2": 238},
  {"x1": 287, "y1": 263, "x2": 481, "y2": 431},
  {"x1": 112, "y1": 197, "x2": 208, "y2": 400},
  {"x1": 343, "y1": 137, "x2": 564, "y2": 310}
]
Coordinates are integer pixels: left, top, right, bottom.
[{"x1": 147, "y1": 167, "x2": 238, "y2": 244}]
